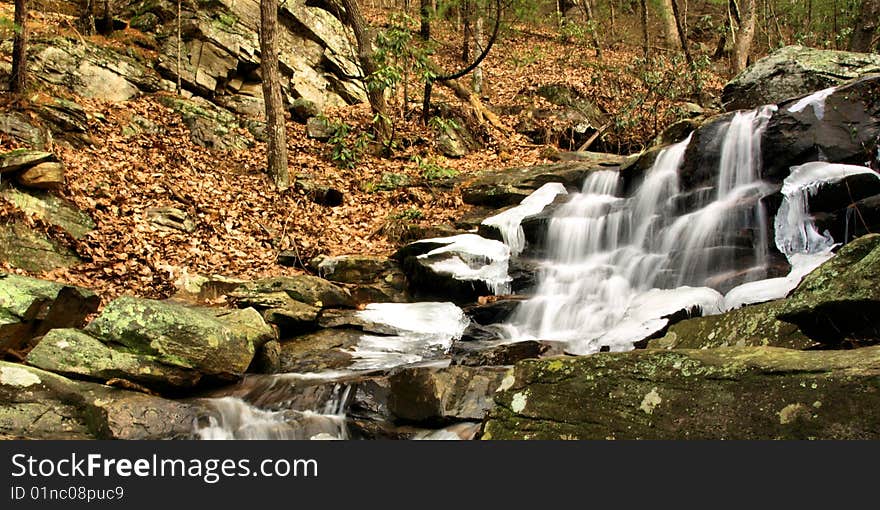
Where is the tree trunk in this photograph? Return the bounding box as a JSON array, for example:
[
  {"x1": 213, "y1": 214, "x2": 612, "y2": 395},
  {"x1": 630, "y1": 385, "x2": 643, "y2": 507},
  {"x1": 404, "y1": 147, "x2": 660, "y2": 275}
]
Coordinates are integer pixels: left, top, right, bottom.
[
  {"x1": 471, "y1": 14, "x2": 484, "y2": 94},
  {"x1": 659, "y1": 0, "x2": 681, "y2": 49},
  {"x1": 849, "y1": 0, "x2": 880, "y2": 52},
  {"x1": 639, "y1": 0, "x2": 649, "y2": 58},
  {"x1": 259, "y1": 0, "x2": 290, "y2": 190},
  {"x1": 79, "y1": 0, "x2": 95, "y2": 35},
  {"x1": 419, "y1": 0, "x2": 431, "y2": 40},
  {"x1": 339, "y1": 0, "x2": 392, "y2": 143},
  {"x1": 99, "y1": 0, "x2": 113, "y2": 34},
  {"x1": 11, "y1": 0, "x2": 28, "y2": 94},
  {"x1": 732, "y1": 0, "x2": 756, "y2": 73},
  {"x1": 670, "y1": 0, "x2": 702, "y2": 101},
  {"x1": 462, "y1": 0, "x2": 471, "y2": 62}
]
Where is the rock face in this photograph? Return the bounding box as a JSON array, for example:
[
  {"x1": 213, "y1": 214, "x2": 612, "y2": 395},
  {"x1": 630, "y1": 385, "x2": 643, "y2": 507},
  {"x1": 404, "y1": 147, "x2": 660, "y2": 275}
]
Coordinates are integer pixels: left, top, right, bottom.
[
  {"x1": 484, "y1": 346, "x2": 880, "y2": 439},
  {"x1": 761, "y1": 75, "x2": 880, "y2": 183},
  {"x1": 156, "y1": 95, "x2": 253, "y2": 151},
  {"x1": 0, "y1": 273, "x2": 99, "y2": 355},
  {"x1": 461, "y1": 154, "x2": 625, "y2": 208},
  {"x1": 777, "y1": 234, "x2": 880, "y2": 344},
  {"x1": 1, "y1": 187, "x2": 95, "y2": 239},
  {"x1": 84, "y1": 297, "x2": 267, "y2": 379},
  {"x1": 30, "y1": 37, "x2": 170, "y2": 102},
  {"x1": 0, "y1": 362, "x2": 203, "y2": 439},
  {"x1": 145, "y1": 0, "x2": 365, "y2": 111},
  {"x1": 722, "y1": 45, "x2": 880, "y2": 111}
]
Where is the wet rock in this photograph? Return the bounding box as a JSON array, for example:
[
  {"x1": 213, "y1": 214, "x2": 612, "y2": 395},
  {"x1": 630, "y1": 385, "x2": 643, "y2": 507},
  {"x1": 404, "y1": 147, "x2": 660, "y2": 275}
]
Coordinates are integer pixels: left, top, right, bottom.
[
  {"x1": 722, "y1": 45, "x2": 880, "y2": 111},
  {"x1": 84, "y1": 297, "x2": 261, "y2": 379},
  {"x1": 1, "y1": 187, "x2": 95, "y2": 239},
  {"x1": 278, "y1": 329, "x2": 360, "y2": 373},
  {"x1": 262, "y1": 301, "x2": 321, "y2": 337},
  {"x1": 250, "y1": 339, "x2": 282, "y2": 374},
  {"x1": 383, "y1": 365, "x2": 508, "y2": 423},
  {"x1": 484, "y1": 346, "x2": 880, "y2": 439},
  {"x1": 451, "y1": 341, "x2": 551, "y2": 367},
  {"x1": 26, "y1": 328, "x2": 203, "y2": 389},
  {"x1": 0, "y1": 361, "x2": 202, "y2": 439},
  {"x1": 461, "y1": 154, "x2": 625, "y2": 207},
  {"x1": 464, "y1": 299, "x2": 522, "y2": 325},
  {"x1": 394, "y1": 234, "x2": 510, "y2": 304}
]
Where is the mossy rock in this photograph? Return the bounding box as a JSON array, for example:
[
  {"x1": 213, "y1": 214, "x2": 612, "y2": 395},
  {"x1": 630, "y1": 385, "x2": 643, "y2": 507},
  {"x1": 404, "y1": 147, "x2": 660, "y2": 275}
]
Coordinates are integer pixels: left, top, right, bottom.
[
  {"x1": 26, "y1": 329, "x2": 202, "y2": 389},
  {"x1": 483, "y1": 346, "x2": 880, "y2": 440},
  {"x1": 84, "y1": 297, "x2": 259, "y2": 378},
  {"x1": 0, "y1": 361, "x2": 204, "y2": 439}
]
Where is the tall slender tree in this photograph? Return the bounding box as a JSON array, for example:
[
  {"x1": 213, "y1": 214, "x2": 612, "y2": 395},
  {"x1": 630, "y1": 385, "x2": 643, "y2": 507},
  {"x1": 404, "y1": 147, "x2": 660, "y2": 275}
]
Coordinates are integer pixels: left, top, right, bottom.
[
  {"x1": 11, "y1": 0, "x2": 28, "y2": 94},
  {"x1": 732, "y1": 0, "x2": 757, "y2": 73},
  {"x1": 259, "y1": 0, "x2": 290, "y2": 190}
]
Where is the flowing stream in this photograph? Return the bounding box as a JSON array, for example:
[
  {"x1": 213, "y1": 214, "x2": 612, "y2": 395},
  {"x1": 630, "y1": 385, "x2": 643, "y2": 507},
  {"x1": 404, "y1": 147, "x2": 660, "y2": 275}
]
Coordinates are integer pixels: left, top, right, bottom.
[{"x1": 196, "y1": 93, "x2": 879, "y2": 439}]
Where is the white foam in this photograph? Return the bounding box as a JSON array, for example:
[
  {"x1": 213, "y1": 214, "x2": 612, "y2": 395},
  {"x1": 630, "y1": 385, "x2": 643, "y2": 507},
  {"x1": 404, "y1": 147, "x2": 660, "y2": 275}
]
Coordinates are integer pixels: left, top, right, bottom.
[{"x1": 482, "y1": 182, "x2": 568, "y2": 256}]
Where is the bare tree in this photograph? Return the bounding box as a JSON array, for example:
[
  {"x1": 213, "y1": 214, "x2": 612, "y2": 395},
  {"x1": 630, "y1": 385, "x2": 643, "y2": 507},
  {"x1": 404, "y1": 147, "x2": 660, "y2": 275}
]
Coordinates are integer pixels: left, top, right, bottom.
[
  {"x1": 259, "y1": 0, "x2": 290, "y2": 190},
  {"x1": 850, "y1": 0, "x2": 880, "y2": 52},
  {"x1": 11, "y1": 0, "x2": 28, "y2": 94},
  {"x1": 658, "y1": 0, "x2": 681, "y2": 50},
  {"x1": 339, "y1": 0, "x2": 392, "y2": 143},
  {"x1": 639, "y1": 0, "x2": 649, "y2": 58},
  {"x1": 732, "y1": 0, "x2": 757, "y2": 73},
  {"x1": 79, "y1": 0, "x2": 95, "y2": 35}
]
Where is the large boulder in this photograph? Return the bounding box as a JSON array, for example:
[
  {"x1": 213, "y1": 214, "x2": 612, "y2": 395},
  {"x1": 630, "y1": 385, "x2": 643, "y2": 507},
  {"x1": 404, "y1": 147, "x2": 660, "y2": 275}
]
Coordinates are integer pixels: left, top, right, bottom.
[
  {"x1": 26, "y1": 328, "x2": 202, "y2": 389},
  {"x1": 722, "y1": 45, "x2": 880, "y2": 111},
  {"x1": 461, "y1": 154, "x2": 625, "y2": 208},
  {"x1": 484, "y1": 346, "x2": 880, "y2": 439},
  {"x1": 777, "y1": 233, "x2": 880, "y2": 344},
  {"x1": 0, "y1": 361, "x2": 203, "y2": 439},
  {"x1": 0, "y1": 274, "x2": 99, "y2": 355},
  {"x1": 84, "y1": 297, "x2": 266, "y2": 379},
  {"x1": 310, "y1": 255, "x2": 408, "y2": 304}
]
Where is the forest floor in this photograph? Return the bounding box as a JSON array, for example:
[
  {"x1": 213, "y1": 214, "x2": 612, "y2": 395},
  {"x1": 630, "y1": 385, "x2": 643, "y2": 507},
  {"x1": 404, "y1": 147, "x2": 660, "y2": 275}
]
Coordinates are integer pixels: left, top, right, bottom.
[{"x1": 0, "y1": 4, "x2": 728, "y2": 300}]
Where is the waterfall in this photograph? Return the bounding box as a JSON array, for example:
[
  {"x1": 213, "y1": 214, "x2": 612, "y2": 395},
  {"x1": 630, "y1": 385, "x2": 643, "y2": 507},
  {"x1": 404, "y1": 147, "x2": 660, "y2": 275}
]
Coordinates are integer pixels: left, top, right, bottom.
[{"x1": 503, "y1": 106, "x2": 782, "y2": 353}]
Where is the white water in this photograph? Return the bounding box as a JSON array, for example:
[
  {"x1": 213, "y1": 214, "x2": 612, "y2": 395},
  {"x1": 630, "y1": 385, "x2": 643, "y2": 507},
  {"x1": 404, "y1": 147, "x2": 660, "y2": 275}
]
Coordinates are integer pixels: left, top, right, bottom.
[
  {"x1": 723, "y1": 162, "x2": 880, "y2": 310},
  {"x1": 503, "y1": 107, "x2": 783, "y2": 352},
  {"x1": 347, "y1": 302, "x2": 468, "y2": 371},
  {"x1": 482, "y1": 182, "x2": 568, "y2": 256},
  {"x1": 196, "y1": 384, "x2": 352, "y2": 440}
]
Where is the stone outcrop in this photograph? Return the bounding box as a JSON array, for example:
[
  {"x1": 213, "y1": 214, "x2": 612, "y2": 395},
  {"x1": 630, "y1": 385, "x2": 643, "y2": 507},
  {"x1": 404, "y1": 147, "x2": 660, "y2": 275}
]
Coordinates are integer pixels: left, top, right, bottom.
[
  {"x1": 722, "y1": 45, "x2": 880, "y2": 111},
  {"x1": 0, "y1": 362, "x2": 203, "y2": 439}
]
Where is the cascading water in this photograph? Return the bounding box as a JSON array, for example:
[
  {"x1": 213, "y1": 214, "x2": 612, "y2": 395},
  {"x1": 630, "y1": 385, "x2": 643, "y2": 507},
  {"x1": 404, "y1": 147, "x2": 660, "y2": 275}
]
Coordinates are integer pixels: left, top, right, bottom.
[{"x1": 502, "y1": 106, "x2": 781, "y2": 353}]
